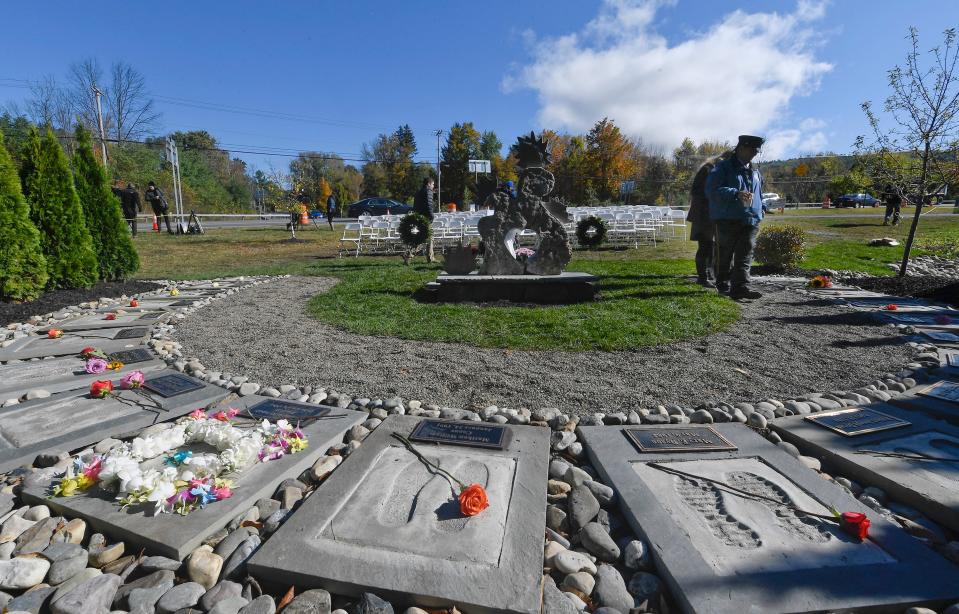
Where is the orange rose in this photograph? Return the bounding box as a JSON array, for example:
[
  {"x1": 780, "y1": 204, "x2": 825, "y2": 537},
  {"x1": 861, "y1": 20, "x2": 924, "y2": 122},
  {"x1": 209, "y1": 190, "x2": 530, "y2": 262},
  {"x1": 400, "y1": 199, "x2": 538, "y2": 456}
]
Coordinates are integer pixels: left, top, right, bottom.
[
  {"x1": 129, "y1": 300, "x2": 139, "y2": 307},
  {"x1": 459, "y1": 483, "x2": 490, "y2": 517},
  {"x1": 47, "y1": 329, "x2": 63, "y2": 339}
]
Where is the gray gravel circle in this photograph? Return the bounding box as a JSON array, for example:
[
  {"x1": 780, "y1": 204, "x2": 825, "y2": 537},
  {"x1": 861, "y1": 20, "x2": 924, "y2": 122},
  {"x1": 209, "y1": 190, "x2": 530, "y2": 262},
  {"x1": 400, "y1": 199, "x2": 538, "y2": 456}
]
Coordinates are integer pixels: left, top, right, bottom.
[{"x1": 172, "y1": 276, "x2": 917, "y2": 416}]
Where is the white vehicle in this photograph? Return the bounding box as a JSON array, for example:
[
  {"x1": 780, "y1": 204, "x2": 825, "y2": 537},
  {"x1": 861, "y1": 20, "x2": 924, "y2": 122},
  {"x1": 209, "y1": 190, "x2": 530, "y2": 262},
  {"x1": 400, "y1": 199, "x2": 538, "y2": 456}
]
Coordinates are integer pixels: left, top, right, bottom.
[{"x1": 762, "y1": 192, "x2": 781, "y2": 206}]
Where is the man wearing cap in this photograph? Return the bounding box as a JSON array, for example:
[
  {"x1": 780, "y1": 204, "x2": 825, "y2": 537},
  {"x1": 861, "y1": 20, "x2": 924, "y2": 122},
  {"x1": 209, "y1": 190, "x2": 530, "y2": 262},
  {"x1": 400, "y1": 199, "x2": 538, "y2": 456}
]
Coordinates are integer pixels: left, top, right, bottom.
[{"x1": 705, "y1": 135, "x2": 765, "y2": 299}]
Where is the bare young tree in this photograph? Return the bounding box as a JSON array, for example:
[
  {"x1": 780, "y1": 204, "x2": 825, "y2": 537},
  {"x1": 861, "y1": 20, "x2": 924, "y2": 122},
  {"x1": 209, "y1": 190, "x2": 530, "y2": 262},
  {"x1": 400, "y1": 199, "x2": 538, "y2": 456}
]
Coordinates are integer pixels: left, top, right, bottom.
[
  {"x1": 106, "y1": 61, "x2": 160, "y2": 141},
  {"x1": 857, "y1": 27, "x2": 959, "y2": 277},
  {"x1": 67, "y1": 58, "x2": 106, "y2": 133}
]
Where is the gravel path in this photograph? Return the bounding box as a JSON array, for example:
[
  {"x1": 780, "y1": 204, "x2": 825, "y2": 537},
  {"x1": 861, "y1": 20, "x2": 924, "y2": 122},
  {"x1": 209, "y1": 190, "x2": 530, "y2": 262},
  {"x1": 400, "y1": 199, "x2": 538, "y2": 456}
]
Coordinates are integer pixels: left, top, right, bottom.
[{"x1": 173, "y1": 276, "x2": 918, "y2": 416}]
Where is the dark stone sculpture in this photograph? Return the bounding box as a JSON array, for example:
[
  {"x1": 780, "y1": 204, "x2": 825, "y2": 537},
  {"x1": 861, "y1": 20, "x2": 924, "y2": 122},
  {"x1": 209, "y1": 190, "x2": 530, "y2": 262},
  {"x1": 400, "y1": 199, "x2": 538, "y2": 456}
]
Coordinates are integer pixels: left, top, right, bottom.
[{"x1": 478, "y1": 132, "x2": 572, "y2": 275}]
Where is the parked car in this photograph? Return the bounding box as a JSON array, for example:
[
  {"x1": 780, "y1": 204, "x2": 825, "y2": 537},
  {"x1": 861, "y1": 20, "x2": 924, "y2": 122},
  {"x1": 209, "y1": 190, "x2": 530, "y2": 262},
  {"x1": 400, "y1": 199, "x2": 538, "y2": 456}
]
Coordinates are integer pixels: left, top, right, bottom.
[
  {"x1": 308, "y1": 209, "x2": 326, "y2": 219},
  {"x1": 761, "y1": 192, "x2": 781, "y2": 208},
  {"x1": 833, "y1": 193, "x2": 880, "y2": 208},
  {"x1": 347, "y1": 198, "x2": 412, "y2": 217}
]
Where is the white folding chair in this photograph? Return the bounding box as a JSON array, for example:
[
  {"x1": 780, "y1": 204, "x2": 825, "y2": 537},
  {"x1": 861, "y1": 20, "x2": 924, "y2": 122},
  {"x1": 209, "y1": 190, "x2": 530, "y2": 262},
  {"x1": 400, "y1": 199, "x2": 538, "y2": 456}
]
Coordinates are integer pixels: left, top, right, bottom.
[{"x1": 338, "y1": 223, "x2": 364, "y2": 257}]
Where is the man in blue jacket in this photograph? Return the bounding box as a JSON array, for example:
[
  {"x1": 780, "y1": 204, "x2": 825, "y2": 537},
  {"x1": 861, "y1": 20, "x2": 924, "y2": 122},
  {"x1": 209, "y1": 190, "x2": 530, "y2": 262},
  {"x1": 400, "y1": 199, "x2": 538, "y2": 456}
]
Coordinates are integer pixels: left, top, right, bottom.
[{"x1": 706, "y1": 135, "x2": 765, "y2": 299}]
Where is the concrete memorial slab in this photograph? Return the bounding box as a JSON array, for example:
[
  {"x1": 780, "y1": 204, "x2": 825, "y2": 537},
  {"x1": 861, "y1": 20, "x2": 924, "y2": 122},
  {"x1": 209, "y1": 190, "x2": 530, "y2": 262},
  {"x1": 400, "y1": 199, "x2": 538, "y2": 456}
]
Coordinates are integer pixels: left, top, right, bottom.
[
  {"x1": 0, "y1": 352, "x2": 165, "y2": 400},
  {"x1": 248, "y1": 415, "x2": 549, "y2": 614},
  {"x1": 920, "y1": 330, "x2": 959, "y2": 344},
  {"x1": 0, "y1": 327, "x2": 152, "y2": 362},
  {"x1": 22, "y1": 396, "x2": 365, "y2": 559},
  {"x1": 38, "y1": 311, "x2": 170, "y2": 332},
  {"x1": 891, "y1": 379, "x2": 959, "y2": 425},
  {"x1": 772, "y1": 404, "x2": 959, "y2": 532},
  {"x1": 0, "y1": 369, "x2": 226, "y2": 472},
  {"x1": 578, "y1": 423, "x2": 959, "y2": 614}
]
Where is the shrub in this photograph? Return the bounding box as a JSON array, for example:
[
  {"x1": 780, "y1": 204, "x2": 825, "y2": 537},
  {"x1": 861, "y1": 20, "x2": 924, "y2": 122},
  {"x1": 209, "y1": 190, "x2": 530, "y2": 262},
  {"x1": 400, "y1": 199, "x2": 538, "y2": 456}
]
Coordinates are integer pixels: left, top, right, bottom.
[
  {"x1": 0, "y1": 132, "x2": 47, "y2": 301},
  {"x1": 73, "y1": 125, "x2": 139, "y2": 281},
  {"x1": 20, "y1": 126, "x2": 98, "y2": 289},
  {"x1": 755, "y1": 225, "x2": 807, "y2": 270}
]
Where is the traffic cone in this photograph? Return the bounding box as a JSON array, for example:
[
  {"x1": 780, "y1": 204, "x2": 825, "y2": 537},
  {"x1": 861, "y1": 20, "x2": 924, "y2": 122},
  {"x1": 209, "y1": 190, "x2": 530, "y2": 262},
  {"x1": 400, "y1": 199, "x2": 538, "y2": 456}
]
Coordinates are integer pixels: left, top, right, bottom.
[{"x1": 152, "y1": 215, "x2": 159, "y2": 232}]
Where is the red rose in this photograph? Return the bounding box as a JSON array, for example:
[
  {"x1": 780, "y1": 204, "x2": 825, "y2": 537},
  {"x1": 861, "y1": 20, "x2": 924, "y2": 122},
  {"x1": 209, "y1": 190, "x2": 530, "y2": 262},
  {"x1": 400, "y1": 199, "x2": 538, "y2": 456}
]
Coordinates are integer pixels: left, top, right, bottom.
[
  {"x1": 129, "y1": 300, "x2": 139, "y2": 307},
  {"x1": 459, "y1": 483, "x2": 490, "y2": 517},
  {"x1": 886, "y1": 304, "x2": 898, "y2": 311},
  {"x1": 80, "y1": 346, "x2": 95, "y2": 357},
  {"x1": 90, "y1": 380, "x2": 114, "y2": 399},
  {"x1": 47, "y1": 329, "x2": 63, "y2": 339},
  {"x1": 839, "y1": 512, "x2": 870, "y2": 540},
  {"x1": 104, "y1": 313, "x2": 117, "y2": 321}
]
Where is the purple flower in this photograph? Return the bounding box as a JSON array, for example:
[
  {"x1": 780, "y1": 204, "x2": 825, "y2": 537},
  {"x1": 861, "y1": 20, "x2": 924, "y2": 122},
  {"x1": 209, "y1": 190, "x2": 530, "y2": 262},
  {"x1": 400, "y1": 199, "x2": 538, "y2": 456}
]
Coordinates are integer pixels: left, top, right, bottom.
[{"x1": 85, "y1": 358, "x2": 108, "y2": 374}]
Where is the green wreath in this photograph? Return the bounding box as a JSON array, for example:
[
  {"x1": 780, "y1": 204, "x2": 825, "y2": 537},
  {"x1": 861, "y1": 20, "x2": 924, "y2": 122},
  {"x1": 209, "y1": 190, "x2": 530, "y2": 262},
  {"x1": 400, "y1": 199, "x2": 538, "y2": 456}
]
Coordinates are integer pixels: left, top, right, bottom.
[
  {"x1": 399, "y1": 213, "x2": 432, "y2": 247},
  {"x1": 576, "y1": 216, "x2": 607, "y2": 248}
]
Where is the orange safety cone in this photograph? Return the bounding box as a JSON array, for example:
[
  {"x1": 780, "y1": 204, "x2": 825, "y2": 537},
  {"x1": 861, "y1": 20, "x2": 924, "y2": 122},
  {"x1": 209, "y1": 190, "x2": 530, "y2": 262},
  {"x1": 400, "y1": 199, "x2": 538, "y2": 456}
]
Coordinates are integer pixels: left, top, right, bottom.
[{"x1": 152, "y1": 214, "x2": 159, "y2": 232}]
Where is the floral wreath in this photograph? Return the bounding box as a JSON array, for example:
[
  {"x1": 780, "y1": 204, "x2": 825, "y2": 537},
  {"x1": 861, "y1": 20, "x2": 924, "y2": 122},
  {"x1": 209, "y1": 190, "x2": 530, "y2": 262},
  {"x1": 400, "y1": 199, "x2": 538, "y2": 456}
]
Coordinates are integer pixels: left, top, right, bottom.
[
  {"x1": 576, "y1": 216, "x2": 607, "y2": 249},
  {"x1": 399, "y1": 213, "x2": 432, "y2": 247},
  {"x1": 52, "y1": 410, "x2": 308, "y2": 515}
]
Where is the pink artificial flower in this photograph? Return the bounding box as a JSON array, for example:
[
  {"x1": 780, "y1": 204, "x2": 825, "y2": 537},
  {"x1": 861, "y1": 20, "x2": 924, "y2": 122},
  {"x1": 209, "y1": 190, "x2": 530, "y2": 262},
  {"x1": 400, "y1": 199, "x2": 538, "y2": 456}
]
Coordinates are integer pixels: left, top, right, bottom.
[
  {"x1": 85, "y1": 358, "x2": 108, "y2": 374},
  {"x1": 120, "y1": 370, "x2": 144, "y2": 389},
  {"x1": 167, "y1": 490, "x2": 195, "y2": 505},
  {"x1": 188, "y1": 409, "x2": 207, "y2": 420},
  {"x1": 83, "y1": 457, "x2": 103, "y2": 480},
  {"x1": 212, "y1": 411, "x2": 230, "y2": 422},
  {"x1": 226, "y1": 407, "x2": 240, "y2": 419},
  {"x1": 213, "y1": 486, "x2": 233, "y2": 500}
]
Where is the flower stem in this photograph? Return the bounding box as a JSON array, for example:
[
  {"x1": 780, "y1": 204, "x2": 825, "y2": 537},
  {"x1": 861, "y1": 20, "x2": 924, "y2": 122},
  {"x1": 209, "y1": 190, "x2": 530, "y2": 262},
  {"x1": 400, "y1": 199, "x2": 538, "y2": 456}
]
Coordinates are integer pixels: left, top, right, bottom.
[
  {"x1": 647, "y1": 463, "x2": 836, "y2": 521},
  {"x1": 391, "y1": 432, "x2": 466, "y2": 490}
]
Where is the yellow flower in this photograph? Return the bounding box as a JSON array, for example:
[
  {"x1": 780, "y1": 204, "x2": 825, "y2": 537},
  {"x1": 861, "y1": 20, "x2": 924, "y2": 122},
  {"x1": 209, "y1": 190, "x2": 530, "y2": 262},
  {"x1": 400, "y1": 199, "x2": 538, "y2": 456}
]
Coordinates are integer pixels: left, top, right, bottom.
[
  {"x1": 289, "y1": 438, "x2": 308, "y2": 453},
  {"x1": 55, "y1": 478, "x2": 79, "y2": 497},
  {"x1": 107, "y1": 361, "x2": 124, "y2": 371},
  {"x1": 76, "y1": 475, "x2": 95, "y2": 490},
  {"x1": 169, "y1": 288, "x2": 180, "y2": 296}
]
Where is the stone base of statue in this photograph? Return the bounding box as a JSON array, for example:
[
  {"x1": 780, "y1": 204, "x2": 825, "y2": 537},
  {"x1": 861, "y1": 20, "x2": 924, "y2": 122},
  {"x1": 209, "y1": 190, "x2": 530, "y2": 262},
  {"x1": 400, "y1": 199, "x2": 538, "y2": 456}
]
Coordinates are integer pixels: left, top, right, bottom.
[{"x1": 422, "y1": 271, "x2": 598, "y2": 304}]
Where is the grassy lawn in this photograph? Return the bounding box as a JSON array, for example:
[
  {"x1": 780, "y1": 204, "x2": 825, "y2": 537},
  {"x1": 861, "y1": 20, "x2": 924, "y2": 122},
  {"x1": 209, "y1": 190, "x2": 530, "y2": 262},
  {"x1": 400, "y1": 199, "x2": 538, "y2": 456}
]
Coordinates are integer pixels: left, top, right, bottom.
[
  {"x1": 303, "y1": 257, "x2": 738, "y2": 351},
  {"x1": 125, "y1": 213, "x2": 958, "y2": 350}
]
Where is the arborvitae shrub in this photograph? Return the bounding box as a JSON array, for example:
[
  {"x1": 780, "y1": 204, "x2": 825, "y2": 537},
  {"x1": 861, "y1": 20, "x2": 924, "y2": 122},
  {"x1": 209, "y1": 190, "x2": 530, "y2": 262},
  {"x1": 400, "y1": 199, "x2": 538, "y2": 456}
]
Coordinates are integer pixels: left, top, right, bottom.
[
  {"x1": 73, "y1": 125, "x2": 138, "y2": 280},
  {"x1": 0, "y1": 132, "x2": 47, "y2": 301},
  {"x1": 20, "y1": 126, "x2": 98, "y2": 289}
]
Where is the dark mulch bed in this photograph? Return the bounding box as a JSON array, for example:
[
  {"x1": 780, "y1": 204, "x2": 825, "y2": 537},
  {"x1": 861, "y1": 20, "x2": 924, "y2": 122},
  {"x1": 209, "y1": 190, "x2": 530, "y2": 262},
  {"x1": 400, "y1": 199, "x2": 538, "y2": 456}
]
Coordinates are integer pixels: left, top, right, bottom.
[{"x1": 1, "y1": 281, "x2": 163, "y2": 327}]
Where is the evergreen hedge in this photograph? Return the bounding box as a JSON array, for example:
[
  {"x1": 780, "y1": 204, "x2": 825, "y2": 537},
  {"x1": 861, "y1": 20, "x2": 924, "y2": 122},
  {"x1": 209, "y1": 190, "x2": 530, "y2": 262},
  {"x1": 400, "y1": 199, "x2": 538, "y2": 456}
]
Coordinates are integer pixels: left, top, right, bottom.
[
  {"x1": 0, "y1": 132, "x2": 47, "y2": 301},
  {"x1": 73, "y1": 125, "x2": 139, "y2": 281},
  {"x1": 20, "y1": 127, "x2": 99, "y2": 289}
]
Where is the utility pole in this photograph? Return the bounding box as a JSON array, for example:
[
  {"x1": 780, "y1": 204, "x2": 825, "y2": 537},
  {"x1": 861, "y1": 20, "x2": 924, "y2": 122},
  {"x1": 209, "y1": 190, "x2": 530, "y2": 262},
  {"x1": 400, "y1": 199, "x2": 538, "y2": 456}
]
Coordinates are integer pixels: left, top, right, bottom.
[
  {"x1": 92, "y1": 85, "x2": 108, "y2": 166},
  {"x1": 434, "y1": 129, "x2": 443, "y2": 213}
]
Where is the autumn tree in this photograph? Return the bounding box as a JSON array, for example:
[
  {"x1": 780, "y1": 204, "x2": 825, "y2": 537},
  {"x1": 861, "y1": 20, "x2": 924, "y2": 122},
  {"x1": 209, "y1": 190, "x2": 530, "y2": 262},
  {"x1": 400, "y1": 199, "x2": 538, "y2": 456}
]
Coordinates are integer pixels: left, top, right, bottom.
[
  {"x1": 858, "y1": 27, "x2": 959, "y2": 276},
  {"x1": 0, "y1": 132, "x2": 47, "y2": 301},
  {"x1": 440, "y1": 122, "x2": 481, "y2": 209},
  {"x1": 20, "y1": 126, "x2": 98, "y2": 288},
  {"x1": 72, "y1": 125, "x2": 138, "y2": 280},
  {"x1": 360, "y1": 125, "x2": 419, "y2": 201},
  {"x1": 585, "y1": 118, "x2": 637, "y2": 201}
]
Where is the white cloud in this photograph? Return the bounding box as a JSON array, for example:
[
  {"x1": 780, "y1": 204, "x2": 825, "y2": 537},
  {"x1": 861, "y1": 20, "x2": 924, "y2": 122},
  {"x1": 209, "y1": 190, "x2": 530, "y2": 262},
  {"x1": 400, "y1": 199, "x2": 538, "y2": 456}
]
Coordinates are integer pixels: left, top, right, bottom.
[{"x1": 506, "y1": 0, "x2": 833, "y2": 158}]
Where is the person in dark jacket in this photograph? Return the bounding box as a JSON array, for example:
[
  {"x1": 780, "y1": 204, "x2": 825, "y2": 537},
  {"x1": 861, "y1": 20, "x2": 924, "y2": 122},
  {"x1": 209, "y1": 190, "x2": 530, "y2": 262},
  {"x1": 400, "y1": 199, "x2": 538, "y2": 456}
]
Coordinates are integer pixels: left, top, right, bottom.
[
  {"x1": 882, "y1": 184, "x2": 902, "y2": 226},
  {"x1": 145, "y1": 181, "x2": 175, "y2": 234},
  {"x1": 413, "y1": 177, "x2": 435, "y2": 220},
  {"x1": 411, "y1": 177, "x2": 435, "y2": 262},
  {"x1": 706, "y1": 135, "x2": 765, "y2": 300},
  {"x1": 687, "y1": 150, "x2": 733, "y2": 287},
  {"x1": 119, "y1": 183, "x2": 141, "y2": 237},
  {"x1": 326, "y1": 194, "x2": 337, "y2": 230}
]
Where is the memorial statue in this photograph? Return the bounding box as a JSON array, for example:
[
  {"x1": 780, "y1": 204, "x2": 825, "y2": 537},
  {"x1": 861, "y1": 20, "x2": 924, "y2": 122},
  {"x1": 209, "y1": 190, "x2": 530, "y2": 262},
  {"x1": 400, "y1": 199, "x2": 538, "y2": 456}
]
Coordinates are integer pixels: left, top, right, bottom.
[{"x1": 478, "y1": 132, "x2": 572, "y2": 275}]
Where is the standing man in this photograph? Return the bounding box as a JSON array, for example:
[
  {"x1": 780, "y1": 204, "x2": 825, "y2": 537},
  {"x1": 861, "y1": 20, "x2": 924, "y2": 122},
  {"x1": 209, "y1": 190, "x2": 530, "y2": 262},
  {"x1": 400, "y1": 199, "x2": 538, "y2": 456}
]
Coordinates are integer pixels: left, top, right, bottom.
[
  {"x1": 145, "y1": 181, "x2": 175, "y2": 234},
  {"x1": 412, "y1": 176, "x2": 435, "y2": 262},
  {"x1": 326, "y1": 193, "x2": 337, "y2": 231},
  {"x1": 119, "y1": 183, "x2": 141, "y2": 237},
  {"x1": 687, "y1": 150, "x2": 732, "y2": 287},
  {"x1": 882, "y1": 184, "x2": 902, "y2": 226},
  {"x1": 706, "y1": 135, "x2": 765, "y2": 300}
]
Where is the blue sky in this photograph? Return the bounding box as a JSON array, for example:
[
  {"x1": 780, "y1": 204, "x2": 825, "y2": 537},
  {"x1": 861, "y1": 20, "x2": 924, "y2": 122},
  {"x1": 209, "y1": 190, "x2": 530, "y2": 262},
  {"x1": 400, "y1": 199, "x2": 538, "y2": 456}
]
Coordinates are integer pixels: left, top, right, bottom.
[{"x1": 1, "y1": 1, "x2": 956, "y2": 171}]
